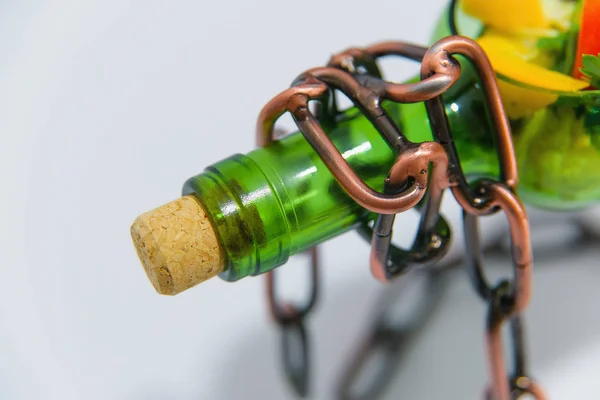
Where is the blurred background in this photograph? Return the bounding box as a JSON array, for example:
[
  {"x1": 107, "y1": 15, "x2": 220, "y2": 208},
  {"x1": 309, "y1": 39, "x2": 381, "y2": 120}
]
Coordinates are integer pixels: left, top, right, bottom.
[{"x1": 2, "y1": 0, "x2": 600, "y2": 399}]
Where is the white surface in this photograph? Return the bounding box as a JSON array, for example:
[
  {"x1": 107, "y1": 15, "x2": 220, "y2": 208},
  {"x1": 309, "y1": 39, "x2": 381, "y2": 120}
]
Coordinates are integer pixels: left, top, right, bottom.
[{"x1": 2, "y1": 1, "x2": 600, "y2": 399}]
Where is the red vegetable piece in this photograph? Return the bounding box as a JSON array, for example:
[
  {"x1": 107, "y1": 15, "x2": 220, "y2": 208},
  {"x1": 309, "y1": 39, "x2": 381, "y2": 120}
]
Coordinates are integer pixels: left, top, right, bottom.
[{"x1": 573, "y1": 0, "x2": 600, "y2": 80}]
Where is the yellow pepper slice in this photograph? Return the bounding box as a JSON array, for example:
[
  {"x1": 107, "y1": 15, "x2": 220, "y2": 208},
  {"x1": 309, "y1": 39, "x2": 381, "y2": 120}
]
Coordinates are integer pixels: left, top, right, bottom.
[
  {"x1": 477, "y1": 33, "x2": 589, "y2": 118},
  {"x1": 462, "y1": 0, "x2": 549, "y2": 33}
]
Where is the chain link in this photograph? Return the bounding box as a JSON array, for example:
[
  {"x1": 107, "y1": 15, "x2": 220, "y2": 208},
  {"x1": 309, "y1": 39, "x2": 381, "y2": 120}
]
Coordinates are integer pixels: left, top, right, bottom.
[
  {"x1": 280, "y1": 318, "x2": 311, "y2": 397},
  {"x1": 336, "y1": 267, "x2": 449, "y2": 400},
  {"x1": 255, "y1": 35, "x2": 545, "y2": 399},
  {"x1": 327, "y1": 41, "x2": 455, "y2": 282},
  {"x1": 422, "y1": 37, "x2": 543, "y2": 399}
]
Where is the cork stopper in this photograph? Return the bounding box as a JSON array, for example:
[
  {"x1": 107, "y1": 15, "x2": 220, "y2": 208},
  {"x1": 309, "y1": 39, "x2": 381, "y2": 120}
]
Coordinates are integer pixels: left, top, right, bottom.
[{"x1": 130, "y1": 195, "x2": 225, "y2": 295}]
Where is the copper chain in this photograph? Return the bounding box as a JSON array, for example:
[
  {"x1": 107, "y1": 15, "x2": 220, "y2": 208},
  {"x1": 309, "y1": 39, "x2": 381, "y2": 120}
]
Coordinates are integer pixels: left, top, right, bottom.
[{"x1": 255, "y1": 35, "x2": 546, "y2": 399}]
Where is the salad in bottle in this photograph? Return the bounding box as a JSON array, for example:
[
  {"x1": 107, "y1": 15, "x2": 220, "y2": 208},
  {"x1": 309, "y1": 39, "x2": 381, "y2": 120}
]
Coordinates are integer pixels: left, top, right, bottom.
[{"x1": 418, "y1": 0, "x2": 600, "y2": 209}]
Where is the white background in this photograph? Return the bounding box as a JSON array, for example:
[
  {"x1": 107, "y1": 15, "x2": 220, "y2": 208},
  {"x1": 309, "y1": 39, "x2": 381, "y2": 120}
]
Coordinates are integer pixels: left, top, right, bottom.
[{"x1": 2, "y1": 1, "x2": 600, "y2": 399}]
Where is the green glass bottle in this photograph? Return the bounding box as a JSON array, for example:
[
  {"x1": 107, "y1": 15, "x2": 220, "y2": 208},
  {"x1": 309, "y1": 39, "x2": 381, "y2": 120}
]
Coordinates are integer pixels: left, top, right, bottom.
[
  {"x1": 180, "y1": 57, "x2": 519, "y2": 283},
  {"x1": 134, "y1": 4, "x2": 600, "y2": 290},
  {"x1": 428, "y1": 3, "x2": 600, "y2": 209},
  {"x1": 182, "y1": 106, "x2": 402, "y2": 282}
]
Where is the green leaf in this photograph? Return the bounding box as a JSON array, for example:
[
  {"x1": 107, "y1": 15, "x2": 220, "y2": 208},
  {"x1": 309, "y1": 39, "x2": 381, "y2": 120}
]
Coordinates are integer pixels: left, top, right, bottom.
[
  {"x1": 581, "y1": 54, "x2": 600, "y2": 76},
  {"x1": 580, "y1": 53, "x2": 600, "y2": 88},
  {"x1": 537, "y1": 34, "x2": 567, "y2": 52}
]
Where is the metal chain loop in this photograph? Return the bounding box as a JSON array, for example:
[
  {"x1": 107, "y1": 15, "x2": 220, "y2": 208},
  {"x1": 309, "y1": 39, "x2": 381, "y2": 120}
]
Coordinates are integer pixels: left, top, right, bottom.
[
  {"x1": 256, "y1": 39, "x2": 454, "y2": 394},
  {"x1": 460, "y1": 180, "x2": 533, "y2": 314},
  {"x1": 422, "y1": 37, "x2": 518, "y2": 205},
  {"x1": 256, "y1": 92, "x2": 321, "y2": 396},
  {"x1": 264, "y1": 248, "x2": 318, "y2": 398},
  {"x1": 484, "y1": 283, "x2": 546, "y2": 400},
  {"x1": 327, "y1": 41, "x2": 457, "y2": 281},
  {"x1": 359, "y1": 145, "x2": 452, "y2": 282},
  {"x1": 336, "y1": 268, "x2": 448, "y2": 400},
  {"x1": 262, "y1": 73, "x2": 426, "y2": 215},
  {"x1": 280, "y1": 319, "x2": 311, "y2": 397},
  {"x1": 325, "y1": 46, "x2": 383, "y2": 121},
  {"x1": 420, "y1": 43, "x2": 541, "y2": 400},
  {"x1": 417, "y1": 37, "x2": 543, "y2": 398},
  {"x1": 253, "y1": 35, "x2": 546, "y2": 399},
  {"x1": 264, "y1": 247, "x2": 319, "y2": 325}
]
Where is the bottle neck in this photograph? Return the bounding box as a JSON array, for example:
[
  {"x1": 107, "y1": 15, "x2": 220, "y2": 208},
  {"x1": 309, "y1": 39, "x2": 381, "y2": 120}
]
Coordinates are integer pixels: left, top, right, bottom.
[{"x1": 183, "y1": 109, "x2": 396, "y2": 282}]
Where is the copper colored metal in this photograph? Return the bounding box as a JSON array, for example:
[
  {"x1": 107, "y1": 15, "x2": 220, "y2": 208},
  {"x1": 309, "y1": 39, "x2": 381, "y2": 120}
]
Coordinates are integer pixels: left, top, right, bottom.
[
  {"x1": 254, "y1": 80, "x2": 326, "y2": 397},
  {"x1": 421, "y1": 36, "x2": 518, "y2": 211},
  {"x1": 363, "y1": 41, "x2": 430, "y2": 61},
  {"x1": 327, "y1": 41, "x2": 459, "y2": 281},
  {"x1": 263, "y1": 247, "x2": 319, "y2": 324},
  {"x1": 417, "y1": 37, "x2": 535, "y2": 400},
  {"x1": 258, "y1": 77, "x2": 426, "y2": 214},
  {"x1": 296, "y1": 66, "x2": 402, "y2": 146},
  {"x1": 336, "y1": 268, "x2": 448, "y2": 400},
  {"x1": 307, "y1": 63, "x2": 459, "y2": 106},
  {"x1": 485, "y1": 307, "x2": 547, "y2": 400},
  {"x1": 295, "y1": 111, "x2": 427, "y2": 214},
  {"x1": 328, "y1": 47, "x2": 383, "y2": 77},
  {"x1": 253, "y1": 34, "x2": 543, "y2": 399},
  {"x1": 256, "y1": 77, "x2": 328, "y2": 147},
  {"x1": 511, "y1": 378, "x2": 548, "y2": 399},
  {"x1": 369, "y1": 141, "x2": 449, "y2": 282},
  {"x1": 485, "y1": 281, "x2": 514, "y2": 400},
  {"x1": 459, "y1": 181, "x2": 533, "y2": 314},
  {"x1": 257, "y1": 91, "x2": 322, "y2": 324},
  {"x1": 329, "y1": 42, "x2": 428, "y2": 70},
  {"x1": 416, "y1": 39, "x2": 536, "y2": 398},
  {"x1": 330, "y1": 41, "x2": 460, "y2": 103}
]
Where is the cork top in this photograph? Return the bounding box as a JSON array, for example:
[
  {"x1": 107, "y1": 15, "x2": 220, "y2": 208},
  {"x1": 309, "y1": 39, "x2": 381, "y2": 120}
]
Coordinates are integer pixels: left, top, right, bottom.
[{"x1": 130, "y1": 195, "x2": 225, "y2": 295}]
